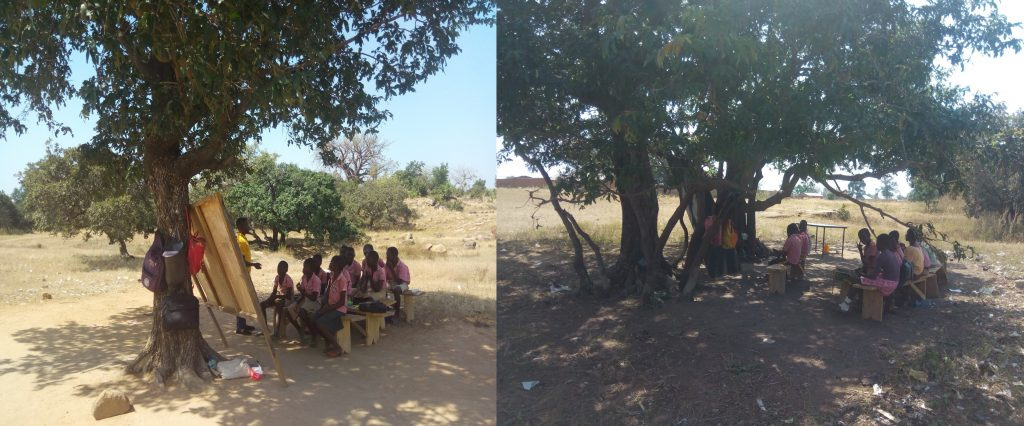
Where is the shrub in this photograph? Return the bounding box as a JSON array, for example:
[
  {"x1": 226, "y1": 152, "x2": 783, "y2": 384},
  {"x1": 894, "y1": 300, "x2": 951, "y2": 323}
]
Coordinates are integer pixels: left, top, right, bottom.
[
  {"x1": 342, "y1": 177, "x2": 419, "y2": 229},
  {"x1": 836, "y1": 204, "x2": 851, "y2": 221}
]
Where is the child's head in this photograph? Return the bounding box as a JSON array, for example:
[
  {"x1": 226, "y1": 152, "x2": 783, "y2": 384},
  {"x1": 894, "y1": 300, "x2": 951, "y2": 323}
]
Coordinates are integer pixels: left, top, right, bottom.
[
  {"x1": 888, "y1": 230, "x2": 900, "y2": 244},
  {"x1": 302, "y1": 258, "x2": 314, "y2": 277},
  {"x1": 363, "y1": 244, "x2": 374, "y2": 257},
  {"x1": 328, "y1": 255, "x2": 343, "y2": 273},
  {"x1": 858, "y1": 228, "x2": 871, "y2": 244},
  {"x1": 277, "y1": 260, "x2": 288, "y2": 276},
  {"x1": 312, "y1": 253, "x2": 323, "y2": 269},
  {"x1": 367, "y1": 250, "x2": 380, "y2": 269},
  {"x1": 787, "y1": 223, "x2": 799, "y2": 236},
  {"x1": 235, "y1": 217, "x2": 251, "y2": 234},
  {"x1": 877, "y1": 233, "x2": 892, "y2": 251},
  {"x1": 799, "y1": 220, "x2": 808, "y2": 233},
  {"x1": 386, "y1": 247, "x2": 399, "y2": 264},
  {"x1": 906, "y1": 227, "x2": 918, "y2": 245}
]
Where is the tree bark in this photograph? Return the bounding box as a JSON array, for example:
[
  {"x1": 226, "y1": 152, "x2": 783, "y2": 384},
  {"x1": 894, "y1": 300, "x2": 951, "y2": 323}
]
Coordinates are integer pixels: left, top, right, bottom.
[
  {"x1": 126, "y1": 163, "x2": 223, "y2": 387},
  {"x1": 118, "y1": 239, "x2": 132, "y2": 259},
  {"x1": 530, "y1": 159, "x2": 596, "y2": 293}
]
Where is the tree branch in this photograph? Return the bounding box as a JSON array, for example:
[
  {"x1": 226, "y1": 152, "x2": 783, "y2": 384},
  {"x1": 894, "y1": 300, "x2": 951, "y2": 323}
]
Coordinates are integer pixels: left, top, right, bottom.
[{"x1": 817, "y1": 179, "x2": 914, "y2": 230}]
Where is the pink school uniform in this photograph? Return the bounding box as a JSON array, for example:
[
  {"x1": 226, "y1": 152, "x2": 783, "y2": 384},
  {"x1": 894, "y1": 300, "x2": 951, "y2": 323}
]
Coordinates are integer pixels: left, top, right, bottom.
[
  {"x1": 275, "y1": 274, "x2": 294, "y2": 292},
  {"x1": 783, "y1": 234, "x2": 802, "y2": 266},
  {"x1": 343, "y1": 260, "x2": 362, "y2": 287},
  {"x1": 798, "y1": 232, "x2": 810, "y2": 261},
  {"x1": 326, "y1": 273, "x2": 351, "y2": 313},
  {"x1": 299, "y1": 274, "x2": 322, "y2": 299},
  {"x1": 385, "y1": 260, "x2": 411, "y2": 285}
]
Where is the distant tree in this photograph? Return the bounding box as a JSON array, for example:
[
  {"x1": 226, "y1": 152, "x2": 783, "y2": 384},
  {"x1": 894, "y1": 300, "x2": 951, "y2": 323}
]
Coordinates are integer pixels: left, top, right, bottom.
[
  {"x1": 224, "y1": 153, "x2": 357, "y2": 250},
  {"x1": 466, "y1": 179, "x2": 490, "y2": 199},
  {"x1": 341, "y1": 177, "x2": 418, "y2": 229},
  {"x1": 958, "y1": 111, "x2": 1024, "y2": 224},
  {"x1": 452, "y1": 166, "x2": 478, "y2": 192},
  {"x1": 394, "y1": 161, "x2": 432, "y2": 196},
  {"x1": 19, "y1": 145, "x2": 154, "y2": 257},
  {"x1": 321, "y1": 134, "x2": 392, "y2": 183},
  {"x1": 847, "y1": 181, "x2": 868, "y2": 199},
  {"x1": 908, "y1": 176, "x2": 941, "y2": 210},
  {"x1": 879, "y1": 177, "x2": 898, "y2": 200},
  {"x1": 0, "y1": 191, "x2": 31, "y2": 233},
  {"x1": 793, "y1": 181, "x2": 819, "y2": 196},
  {"x1": 431, "y1": 163, "x2": 451, "y2": 190}
]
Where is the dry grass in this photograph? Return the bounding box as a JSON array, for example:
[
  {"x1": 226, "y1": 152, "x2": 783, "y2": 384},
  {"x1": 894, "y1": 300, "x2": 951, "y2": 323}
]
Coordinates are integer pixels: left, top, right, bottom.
[
  {"x1": 0, "y1": 197, "x2": 496, "y2": 323},
  {"x1": 497, "y1": 187, "x2": 1024, "y2": 272}
]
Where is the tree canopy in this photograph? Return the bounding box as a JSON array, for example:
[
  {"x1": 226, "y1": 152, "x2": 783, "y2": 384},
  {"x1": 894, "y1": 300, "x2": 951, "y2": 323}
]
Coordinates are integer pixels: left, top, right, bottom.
[
  {"x1": 18, "y1": 145, "x2": 154, "y2": 257},
  {"x1": 499, "y1": 0, "x2": 1019, "y2": 299}
]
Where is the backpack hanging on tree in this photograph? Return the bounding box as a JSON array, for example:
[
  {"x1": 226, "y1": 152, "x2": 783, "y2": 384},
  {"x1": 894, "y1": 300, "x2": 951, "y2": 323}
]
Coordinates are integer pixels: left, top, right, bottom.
[
  {"x1": 141, "y1": 233, "x2": 166, "y2": 292},
  {"x1": 162, "y1": 292, "x2": 200, "y2": 330},
  {"x1": 186, "y1": 211, "x2": 205, "y2": 276}
]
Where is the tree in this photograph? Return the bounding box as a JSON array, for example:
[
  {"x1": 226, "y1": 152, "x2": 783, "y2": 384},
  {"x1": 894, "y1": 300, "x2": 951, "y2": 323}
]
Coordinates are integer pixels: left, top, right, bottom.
[
  {"x1": 793, "y1": 181, "x2": 819, "y2": 196},
  {"x1": 321, "y1": 133, "x2": 392, "y2": 183},
  {"x1": 958, "y1": 110, "x2": 1024, "y2": 224},
  {"x1": 224, "y1": 153, "x2": 357, "y2": 250},
  {"x1": 499, "y1": 0, "x2": 1017, "y2": 300},
  {"x1": 341, "y1": 177, "x2": 418, "y2": 229},
  {"x1": 879, "y1": 176, "x2": 898, "y2": 200},
  {"x1": 1, "y1": 1, "x2": 491, "y2": 386},
  {"x1": 18, "y1": 145, "x2": 154, "y2": 257},
  {"x1": 0, "y1": 191, "x2": 31, "y2": 233},
  {"x1": 431, "y1": 163, "x2": 451, "y2": 190},
  {"x1": 451, "y1": 166, "x2": 478, "y2": 193},
  {"x1": 394, "y1": 161, "x2": 432, "y2": 196},
  {"x1": 847, "y1": 181, "x2": 868, "y2": 199},
  {"x1": 466, "y1": 178, "x2": 490, "y2": 199}
]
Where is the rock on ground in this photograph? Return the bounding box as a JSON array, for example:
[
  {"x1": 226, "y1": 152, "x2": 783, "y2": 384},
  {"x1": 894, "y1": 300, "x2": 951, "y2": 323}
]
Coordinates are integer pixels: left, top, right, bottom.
[
  {"x1": 430, "y1": 244, "x2": 447, "y2": 254},
  {"x1": 93, "y1": 389, "x2": 134, "y2": 420},
  {"x1": 464, "y1": 241, "x2": 477, "y2": 249}
]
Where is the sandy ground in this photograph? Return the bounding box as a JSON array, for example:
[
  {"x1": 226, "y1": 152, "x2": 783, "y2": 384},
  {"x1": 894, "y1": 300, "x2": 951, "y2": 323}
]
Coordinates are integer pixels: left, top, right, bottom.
[{"x1": 0, "y1": 285, "x2": 496, "y2": 425}]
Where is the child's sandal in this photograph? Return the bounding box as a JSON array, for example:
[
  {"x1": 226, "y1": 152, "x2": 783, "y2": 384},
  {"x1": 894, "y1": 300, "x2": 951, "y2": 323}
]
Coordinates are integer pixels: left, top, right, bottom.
[{"x1": 325, "y1": 349, "x2": 342, "y2": 358}]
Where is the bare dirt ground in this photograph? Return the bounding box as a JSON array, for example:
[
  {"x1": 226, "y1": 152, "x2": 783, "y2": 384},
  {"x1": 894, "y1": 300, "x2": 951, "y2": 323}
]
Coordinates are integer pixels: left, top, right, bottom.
[
  {"x1": 0, "y1": 197, "x2": 496, "y2": 424},
  {"x1": 496, "y1": 191, "x2": 1024, "y2": 425}
]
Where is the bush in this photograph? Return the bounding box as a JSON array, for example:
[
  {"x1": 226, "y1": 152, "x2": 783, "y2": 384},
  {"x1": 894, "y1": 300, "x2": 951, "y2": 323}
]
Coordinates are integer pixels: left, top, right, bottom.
[
  {"x1": 430, "y1": 183, "x2": 464, "y2": 211},
  {"x1": 341, "y1": 177, "x2": 419, "y2": 229},
  {"x1": 836, "y1": 204, "x2": 851, "y2": 221},
  {"x1": 466, "y1": 179, "x2": 492, "y2": 199}
]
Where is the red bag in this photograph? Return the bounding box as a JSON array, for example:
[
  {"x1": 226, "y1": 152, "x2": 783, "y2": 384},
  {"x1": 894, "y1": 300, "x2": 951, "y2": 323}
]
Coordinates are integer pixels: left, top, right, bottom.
[{"x1": 186, "y1": 211, "x2": 205, "y2": 276}]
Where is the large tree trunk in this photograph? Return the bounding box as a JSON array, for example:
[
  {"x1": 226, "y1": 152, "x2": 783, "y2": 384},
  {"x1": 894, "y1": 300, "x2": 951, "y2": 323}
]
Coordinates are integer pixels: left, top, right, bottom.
[
  {"x1": 126, "y1": 166, "x2": 223, "y2": 388},
  {"x1": 607, "y1": 142, "x2": 668, "y2": 302}
]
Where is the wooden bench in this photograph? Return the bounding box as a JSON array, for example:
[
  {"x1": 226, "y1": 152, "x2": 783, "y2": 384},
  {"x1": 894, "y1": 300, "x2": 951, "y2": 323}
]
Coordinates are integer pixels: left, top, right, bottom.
[
  {"x1": 334, "y1": 314, "x2": 363, "y2": 354},
  {"x1": 852, "y1": 284, "x2": 885, "y2": 321},
  {"x1": 399, "y1": 291, "x2": 425, "y2": 322},
  {"x1": 767, "y1": 264, "x2": 788, "y2": 294},
  {"x1": 925, "y1": 266, "x2": 941, "y2": 298},
  {"x1": 347, "y1": 300, "x2": 397, "y2": 346}
]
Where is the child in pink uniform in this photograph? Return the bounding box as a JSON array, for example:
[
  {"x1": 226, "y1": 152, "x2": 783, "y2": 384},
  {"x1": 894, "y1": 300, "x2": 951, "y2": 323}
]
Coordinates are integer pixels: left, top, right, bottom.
[
  {"x1": 313, "y1": 255, "x2": 351, "y2": 357},
  {"x1": 798, "y1": 220, "x2": 810, "y2": 267},
  {"x1": 385, "y1": 246, "x2": 412, "y2": 323},
  {"x1": 782, "y1": 223, "x2": 804, "y2": 280},
  {"x1": 293, "y1": 258, "x2": 322, "y2": 347},
  {"x1": 261, "y1": 261, "x2": 297, "y2": 339}
]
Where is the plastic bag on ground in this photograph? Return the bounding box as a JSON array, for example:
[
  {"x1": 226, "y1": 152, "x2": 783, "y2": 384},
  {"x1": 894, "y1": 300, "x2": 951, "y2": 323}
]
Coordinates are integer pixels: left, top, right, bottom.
[{"x1": 217, "y1": 358, "x2": 250, "y2": 380}]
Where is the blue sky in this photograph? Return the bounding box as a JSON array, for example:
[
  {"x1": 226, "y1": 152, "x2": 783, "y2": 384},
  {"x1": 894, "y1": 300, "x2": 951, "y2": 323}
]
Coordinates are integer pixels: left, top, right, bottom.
[{"x1": 0, "y1": 23, "x2": 496, "y2": 195}]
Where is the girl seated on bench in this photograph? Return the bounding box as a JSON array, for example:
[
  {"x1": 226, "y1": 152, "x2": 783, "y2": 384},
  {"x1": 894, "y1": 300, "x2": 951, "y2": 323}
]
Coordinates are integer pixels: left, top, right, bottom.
[
  {"x1": 781, "y1": 223, "x2": 804, "y2": 280},
  {"x1": 840, "y1": 234, "x2": 900, "y2": 312}
]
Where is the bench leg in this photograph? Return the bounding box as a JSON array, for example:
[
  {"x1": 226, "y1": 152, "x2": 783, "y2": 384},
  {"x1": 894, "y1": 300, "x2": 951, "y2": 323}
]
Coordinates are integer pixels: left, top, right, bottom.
[
  {"x1": 926, "y1": 275, "x2": 939, "y2": 298},
  {"x1": 402, "y1": 294, "x2": 415, "y2": 322},
  {"x1": 862, "y1": 291, "x2": 884, "y2": 322},
  {"x1": 336, "y1": 318, "x2": 352, "y2": 354},
  {"x1": 769, "y1": 272, "x2": 786, "y2": 294},
  {"x1": 365, "y1": 316, "x2": 381, "y2": 345}
]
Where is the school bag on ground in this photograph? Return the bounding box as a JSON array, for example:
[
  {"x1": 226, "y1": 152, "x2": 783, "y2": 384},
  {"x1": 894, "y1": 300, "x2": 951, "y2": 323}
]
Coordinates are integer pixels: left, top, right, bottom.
[{"x1": 141, "y1": 233, "x2": 166, "y2": 292}]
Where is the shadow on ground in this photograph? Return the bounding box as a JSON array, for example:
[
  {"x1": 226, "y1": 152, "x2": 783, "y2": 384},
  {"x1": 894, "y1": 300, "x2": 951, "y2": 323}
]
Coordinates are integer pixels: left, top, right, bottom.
[
  {"x1": 1, "y1": 293, "x2": 496, "y2": 425},
  {"x1": 497, "y1": 239, "x2": 1024, "y2": 425}
]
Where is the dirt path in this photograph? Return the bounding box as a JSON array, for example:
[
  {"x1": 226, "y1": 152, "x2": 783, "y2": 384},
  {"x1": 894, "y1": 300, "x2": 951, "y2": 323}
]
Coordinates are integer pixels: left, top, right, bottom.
[
  {"x1": 0, "y1": 286, "x2": 496, "y2": 425},
  {"x1": 497, "y1": 240, "x2": 1024, "y2": 425}
]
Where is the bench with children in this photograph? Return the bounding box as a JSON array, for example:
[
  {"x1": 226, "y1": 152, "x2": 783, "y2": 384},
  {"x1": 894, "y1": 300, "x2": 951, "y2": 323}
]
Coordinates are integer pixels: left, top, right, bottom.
[
  {"x1": 257, "y1": 244, "x2": 417, "y2": 358},
  {"x1": 835, "y1": 227, "x2": 946, "y2": 321}
]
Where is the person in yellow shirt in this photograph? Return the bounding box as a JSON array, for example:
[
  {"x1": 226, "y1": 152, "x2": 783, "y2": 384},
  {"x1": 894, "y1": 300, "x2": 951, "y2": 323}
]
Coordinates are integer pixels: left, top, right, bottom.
[{"x1": 235, "y1": 217, "x2": 263, "y2": 335}]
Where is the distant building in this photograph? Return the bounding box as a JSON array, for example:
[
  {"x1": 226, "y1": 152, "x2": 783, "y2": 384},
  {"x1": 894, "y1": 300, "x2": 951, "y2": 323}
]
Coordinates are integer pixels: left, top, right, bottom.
[{"x1": 496, "y1": 176, "x2": 548, "y2": 188}]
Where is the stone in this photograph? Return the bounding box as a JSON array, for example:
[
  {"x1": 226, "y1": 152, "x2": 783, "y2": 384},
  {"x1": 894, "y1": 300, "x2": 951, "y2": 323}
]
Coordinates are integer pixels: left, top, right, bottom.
[
  {"x1": 401, "y1": 239, "x2": 415, "y2": 245},
  {"x1": 42, "y1": 293, "x2": 52, "y2": 300},
  {"x1": 92, "y1": 389, "x2": 134, "y2": 420},
  {"x1": 404, "y1": 232, "x2": 413, "y2": 240},
  {"x1": 464, "y1": 241, "x2": 477, "y2": 249},
  {"x1": 430, "y1": 244, "x2": 447, "y2": 254},
  {"x1": 424, "y1": 243, "x2": 434, "y2": 251}
]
